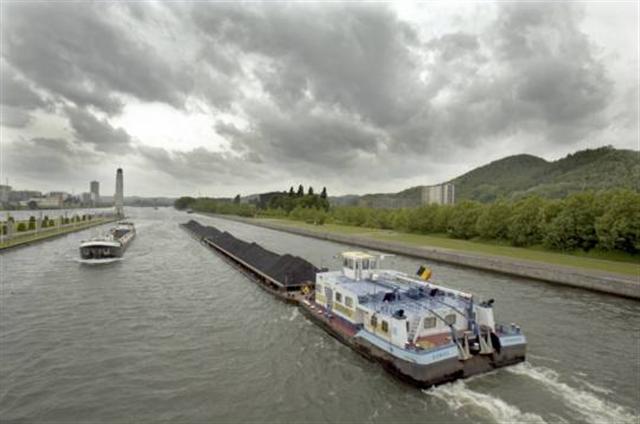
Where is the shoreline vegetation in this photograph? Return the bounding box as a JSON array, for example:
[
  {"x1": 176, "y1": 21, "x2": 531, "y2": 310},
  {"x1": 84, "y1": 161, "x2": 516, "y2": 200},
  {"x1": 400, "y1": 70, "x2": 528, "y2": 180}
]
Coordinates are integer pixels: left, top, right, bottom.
[
  {"x1": 0, "y1": 215, "x2": 118, "y2": 250},
  {"x1": 175, "y1": 188, "x2": 639, "y2": 279}
]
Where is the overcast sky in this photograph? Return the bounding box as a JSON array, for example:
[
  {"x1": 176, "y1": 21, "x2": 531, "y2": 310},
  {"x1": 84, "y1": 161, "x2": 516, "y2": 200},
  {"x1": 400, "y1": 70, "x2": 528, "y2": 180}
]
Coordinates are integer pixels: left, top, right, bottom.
[{"x1": 1, "y1": 1, "x2": 638, "y2": 197}]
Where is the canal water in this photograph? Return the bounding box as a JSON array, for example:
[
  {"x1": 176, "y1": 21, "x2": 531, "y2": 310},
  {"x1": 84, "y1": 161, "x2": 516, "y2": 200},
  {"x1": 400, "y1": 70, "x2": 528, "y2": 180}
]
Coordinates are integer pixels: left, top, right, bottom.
[{"x1": 1, "y1": 207, "x2": 638, "y2": 423}]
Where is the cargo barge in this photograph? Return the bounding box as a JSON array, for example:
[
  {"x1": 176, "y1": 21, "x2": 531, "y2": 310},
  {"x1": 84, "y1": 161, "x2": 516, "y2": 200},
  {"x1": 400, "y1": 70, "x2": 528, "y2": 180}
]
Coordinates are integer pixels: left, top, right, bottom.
[
  {"x1": 180, "y1": 220, "x2": 317, "y2": 303},
  {"x1": 78, "y1": 221, "x2": 136, "y2": 264},
  {"x1": 301, "y1": 251, "x2": 526, "y2": 388},
  {"x1": 181, "y1": 220, "x2": 526, "y2": 388}
]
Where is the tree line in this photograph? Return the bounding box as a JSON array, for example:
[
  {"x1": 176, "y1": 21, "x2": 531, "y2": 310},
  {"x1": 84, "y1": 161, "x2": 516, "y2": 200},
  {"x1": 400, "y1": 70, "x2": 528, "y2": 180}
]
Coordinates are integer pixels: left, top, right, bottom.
[
  {"x1": 175, "y1": 185, "x2": 330, "y2": 221},
  {"x1": 328, "y1": 190, "x2": 639, "y2": 254},
  {"x1": 176, "y1": 189, "x2": 639, "y2": 254}
]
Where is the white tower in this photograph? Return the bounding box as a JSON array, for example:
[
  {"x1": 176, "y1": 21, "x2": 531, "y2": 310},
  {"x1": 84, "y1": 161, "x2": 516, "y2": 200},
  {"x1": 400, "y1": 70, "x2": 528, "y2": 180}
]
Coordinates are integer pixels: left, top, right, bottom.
[{"x1": 115, "y1": 168, "x2": 124, "y2": 217}]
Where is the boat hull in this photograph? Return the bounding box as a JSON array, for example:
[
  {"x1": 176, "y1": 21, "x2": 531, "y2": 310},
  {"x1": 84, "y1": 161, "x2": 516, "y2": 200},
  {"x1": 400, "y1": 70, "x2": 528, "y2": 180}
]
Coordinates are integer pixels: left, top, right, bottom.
[
  {"x1": 300, "y1": 300, "x2": 526, "y2": 388},
  {"x1": 79, "y1": 225, "x2": 135, "y2": 260}
]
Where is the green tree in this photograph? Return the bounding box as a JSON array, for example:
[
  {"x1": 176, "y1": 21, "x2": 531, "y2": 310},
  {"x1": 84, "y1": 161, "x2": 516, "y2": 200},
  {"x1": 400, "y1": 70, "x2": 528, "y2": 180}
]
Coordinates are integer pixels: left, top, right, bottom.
[
  {"x1": 174, "y1": 196, "x2": 196, "y2": 210},
  {"x1": 297, "y1": 185, "x2": 304, "y2": 197},
  {"x1": 288, "y1": 186, "x2": 295, "y2": 197},
  {"x1": 17, "y1": 222, "x2": 27, "y2": 232},
  {"x1": 508, "y1": 196, "x2": 545, "y2": 246},
  {"x1": 476, "y1": 200, "x2": 511, "y2": 240},
  {"x1": 308, "y1": 186, "x2": 314, "y2": 196},
  {"x1": 408, "y1": 205, "x2": 440, "y2": 233},
  {"x1": 543, "y1": 192, "x2": 599, "y2": 251},
  {"x1": 391, "y1": 209, "x2": 409, "y2": 231},
  {"x1": 233, "y1": 194, "x2": 241, "y2": 204},
  {"x1": 595, "y1": 190, "x2": 640, "y2": 253},
  {"x1": 320, "y1": 187, "x2": 327, "y2": 199},
  {"x1": 448, "y1": 201, "x2": 482, "y2": 239}
]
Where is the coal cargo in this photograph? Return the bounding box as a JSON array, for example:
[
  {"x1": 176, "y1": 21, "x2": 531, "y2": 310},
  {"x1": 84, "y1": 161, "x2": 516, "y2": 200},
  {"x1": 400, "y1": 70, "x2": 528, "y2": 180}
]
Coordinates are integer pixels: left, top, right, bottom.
[{"x1": 181, "y1": 220, "x2": 317, "y2": 300}]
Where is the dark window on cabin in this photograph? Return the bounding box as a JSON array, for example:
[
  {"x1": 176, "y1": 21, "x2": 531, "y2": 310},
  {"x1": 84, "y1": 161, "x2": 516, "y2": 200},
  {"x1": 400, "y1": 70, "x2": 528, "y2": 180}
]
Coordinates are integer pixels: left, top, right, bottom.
[
  {"x1": 335, "y1": 292, "x2": 342, "y2": 303},
  {"x1": 424, "y1": 317, "x2": 437, "y2": 329},
  {"x1": 370, "y1": 315, "x2": 377, "y2": 327},
  {"x1": 343, "y1": 258, "x2": 348, "y2": 267},
  {"x1": 345, "y1": 297, "x2": 353, "y2": 308},
  {"x1": 445, "y1": 314, "x2": 457, "y2": 325},
  {"x1": 381, "y1": 321, "x2": 389, "y2": 333},
  {"x1": 363, "y1": 259, "x2": 369, "y2": 269}
]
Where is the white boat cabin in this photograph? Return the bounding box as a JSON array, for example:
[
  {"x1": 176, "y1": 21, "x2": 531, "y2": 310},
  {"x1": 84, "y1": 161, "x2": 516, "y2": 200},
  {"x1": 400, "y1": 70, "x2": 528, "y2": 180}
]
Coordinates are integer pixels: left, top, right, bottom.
[{"x1": 315, "y1": 252, "x2": 495, "y2": 350}]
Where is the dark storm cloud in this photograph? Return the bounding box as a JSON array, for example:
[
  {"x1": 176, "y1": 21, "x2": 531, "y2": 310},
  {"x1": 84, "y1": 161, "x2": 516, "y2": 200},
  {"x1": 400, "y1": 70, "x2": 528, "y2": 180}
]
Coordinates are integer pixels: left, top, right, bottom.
[
  {"x1": 1, "y1": 1, "x2": 191, "y2": 115},
  {"x1": 0, "y1": 1, "x2": 623, "y2": 194},
  {"x1": 386, "y1": 2, "x2": 611, "y2": 152},
  {"x1": 65, "y1": 107, "x2": 133, "y2": 153},
  {"x1": 190, "y1": 3, "x2": 423, "y2": 127},
  {"x1": 491, "y1": 3, "x2": 611, "y2": 135},
  {"x1": 1, "y1": 61, "x2": 48, "y2": 110},
  {"x1": 219, "y1": 103, "x2": 385, "y2": 170},
  {"x1": 137, "y1": 145, "x2": 265, "y2": 183},
  {"x1": 3, "y1": 137, "x2": 102, "y2": 183},
  {"x1": 186, "y1": 2, "x2": 612, "y2": 171}
]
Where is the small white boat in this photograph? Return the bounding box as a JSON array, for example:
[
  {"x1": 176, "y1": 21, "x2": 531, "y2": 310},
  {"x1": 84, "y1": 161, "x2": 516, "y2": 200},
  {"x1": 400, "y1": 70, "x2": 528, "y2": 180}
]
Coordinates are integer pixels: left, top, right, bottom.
[{"x1": 79, "y1": 222, "x2": 135, "y2": 264}]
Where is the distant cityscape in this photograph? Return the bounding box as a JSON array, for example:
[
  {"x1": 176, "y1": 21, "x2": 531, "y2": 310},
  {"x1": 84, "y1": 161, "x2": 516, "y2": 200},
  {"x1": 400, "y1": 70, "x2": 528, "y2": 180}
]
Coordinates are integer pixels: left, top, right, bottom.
[
  {"x1": 0, "y1": 172, "x2": 175, "y2": 210},
  {"x1": 0, "y1": 181, "x2": 106, "y2": 210}
]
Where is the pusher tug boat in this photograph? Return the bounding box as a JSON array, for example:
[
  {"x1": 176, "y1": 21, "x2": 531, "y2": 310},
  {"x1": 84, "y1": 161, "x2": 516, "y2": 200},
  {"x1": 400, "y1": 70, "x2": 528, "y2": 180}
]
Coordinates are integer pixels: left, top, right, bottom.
[
  {"x1": 78, "y1": 222, "x2": 136, "y2": 264},
  {"x1": 300, "y1": 251, "x2": 526, "y2": 388}
]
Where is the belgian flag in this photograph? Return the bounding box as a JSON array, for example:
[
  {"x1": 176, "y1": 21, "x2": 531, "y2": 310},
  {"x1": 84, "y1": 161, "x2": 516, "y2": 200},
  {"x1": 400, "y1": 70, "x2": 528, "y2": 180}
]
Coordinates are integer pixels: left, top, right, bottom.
[{"x1": 416, "y1": 265, "x2": 432, "y2": 281}]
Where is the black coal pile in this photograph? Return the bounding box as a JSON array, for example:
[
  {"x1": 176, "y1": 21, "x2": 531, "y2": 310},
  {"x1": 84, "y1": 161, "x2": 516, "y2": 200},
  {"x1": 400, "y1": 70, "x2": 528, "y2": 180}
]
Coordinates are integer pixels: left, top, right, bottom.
[{"x1": 181, "y1": 220, "x2": 318, "y2": 287}]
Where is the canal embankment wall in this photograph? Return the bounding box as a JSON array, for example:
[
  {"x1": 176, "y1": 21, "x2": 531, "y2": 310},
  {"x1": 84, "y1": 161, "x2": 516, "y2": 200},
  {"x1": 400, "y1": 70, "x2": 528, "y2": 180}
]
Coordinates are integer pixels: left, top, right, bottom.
[
  {"x1": 0, "y1": 215, "x2": 120, "y2": 252},
  {"x1": 199, "y1": 213, "x2": 640, "y2": 300}
]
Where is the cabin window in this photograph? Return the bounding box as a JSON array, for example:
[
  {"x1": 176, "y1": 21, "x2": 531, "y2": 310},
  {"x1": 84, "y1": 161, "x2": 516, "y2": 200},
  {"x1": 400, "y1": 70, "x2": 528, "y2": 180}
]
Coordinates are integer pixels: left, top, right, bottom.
[
  {"x1": 370, "y1": 315, "x2": 377, "y2": 328},
  {"x1": 335, "y1": 292, "x2": 342, "y2": 303},
  {"x1": 343, "y1": 258, "x2": 348, "y2": 267},
  {"x1": 345, "y1": 297, "x2": 353, "y2": 308},
  {"x1": 445, "y1": 314, "x2": 457, "y2": 325},
  {"x1": 363, "y1": 259, "x2": 369, "y2": 269},
  {"x1": 423, "y1": 317, "x2": 437, "y2": 329},
  {"x1": 381, "y1": 320, "x2": 389, "y2": 333}
]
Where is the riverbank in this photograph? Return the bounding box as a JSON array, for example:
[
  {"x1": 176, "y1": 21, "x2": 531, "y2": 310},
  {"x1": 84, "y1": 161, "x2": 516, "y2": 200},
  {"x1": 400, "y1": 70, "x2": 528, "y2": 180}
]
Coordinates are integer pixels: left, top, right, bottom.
[
  {"x1": 198, "y1": 213, "x2": 639, "y2": 299},
  {"x1": 0, "y1": 216, "x2": 119, "y2": 251}
]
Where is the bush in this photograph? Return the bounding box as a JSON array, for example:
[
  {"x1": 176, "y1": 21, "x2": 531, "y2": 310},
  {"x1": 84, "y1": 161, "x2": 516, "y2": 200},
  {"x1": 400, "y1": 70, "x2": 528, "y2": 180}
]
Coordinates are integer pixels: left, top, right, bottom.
[
  {"x1": 476, "y1": 200, "x2": 511, "y2": 240},
  {"x1": 543, "y1": 192, "x2": 599, "y2": 251},
  {"x1": 17, "y1": 222, "x2": 27, "y2": 232},
  {"x1": 408, "y1": 205, "x2": 440, "y2": 233},
  {"x1": 174, "y1": 196, "x2": 196, "y2": 210},
  {"x1": 595, "y1": 190, "x2": 640, "y2": 253},
  {"x1": 448, "y1": 201, "x2": 483, "y2": 239},
  {"x1": 507, "y1": 196, "x2": 545, "y2": 246}
]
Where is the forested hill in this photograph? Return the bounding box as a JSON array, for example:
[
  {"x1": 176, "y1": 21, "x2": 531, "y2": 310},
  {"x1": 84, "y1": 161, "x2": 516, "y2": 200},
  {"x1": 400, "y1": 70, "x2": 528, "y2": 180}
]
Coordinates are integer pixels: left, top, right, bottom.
[
  {"x1": 452, "y1": 146, "x2": 639, "y2": 202},
  {"x1": 329, "y1": 146, "x2": 638, "y2": 206}
]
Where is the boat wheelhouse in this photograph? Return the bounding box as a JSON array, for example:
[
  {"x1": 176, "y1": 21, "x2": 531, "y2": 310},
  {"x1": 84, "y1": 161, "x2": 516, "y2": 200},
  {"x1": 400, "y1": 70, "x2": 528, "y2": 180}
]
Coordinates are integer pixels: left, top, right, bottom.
[
  {"x1": 79, "y1": 222, "x2": 135, "y2": 263},
  {"x1": 302, "y1": 251, "x2": 526, "y2": 387}
]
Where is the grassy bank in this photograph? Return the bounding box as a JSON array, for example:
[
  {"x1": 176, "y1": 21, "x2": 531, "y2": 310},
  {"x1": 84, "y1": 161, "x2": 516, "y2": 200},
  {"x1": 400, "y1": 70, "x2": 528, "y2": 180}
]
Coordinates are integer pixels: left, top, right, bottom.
[
  {"x1": 254, "y1": 218, "x2": 639, "y2": 277},
  {"x1": 0, "y1": 217, "x2": 117, "y2": 250}
]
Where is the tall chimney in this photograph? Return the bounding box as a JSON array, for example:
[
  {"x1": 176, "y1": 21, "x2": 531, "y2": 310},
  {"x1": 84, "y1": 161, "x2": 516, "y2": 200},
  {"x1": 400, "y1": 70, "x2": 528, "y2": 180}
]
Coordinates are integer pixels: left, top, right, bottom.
[{"x1": 115, "y1": 168, "x2": 124, "y2": 217}]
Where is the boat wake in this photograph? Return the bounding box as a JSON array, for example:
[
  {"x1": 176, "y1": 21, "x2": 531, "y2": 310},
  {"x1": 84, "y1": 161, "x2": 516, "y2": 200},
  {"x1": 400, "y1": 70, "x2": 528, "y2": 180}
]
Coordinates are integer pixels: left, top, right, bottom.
[
  {"x1": 506, "y1": 362, "x2": 637, "y2": 424},
  {"x1": 424, "y1": 380, "x2": 547, "y2": 424},
  {"x1": 288, "y1": 308, "x2": 300, "y2": 321}
]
